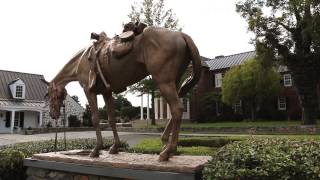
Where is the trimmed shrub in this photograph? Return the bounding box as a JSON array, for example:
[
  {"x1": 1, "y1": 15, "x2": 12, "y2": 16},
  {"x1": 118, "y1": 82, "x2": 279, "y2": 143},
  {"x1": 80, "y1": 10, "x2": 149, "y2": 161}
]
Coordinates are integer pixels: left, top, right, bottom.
[
  {"x1": 68, "y1": 115, "x2": 81, "y2": 127},
  {"x1": 0, "y1": 150, "x2": 26, "y2": 180},
  {"x1": 203, "y1": 138, "x2": 320, "y2": 180},
  {"x1": 178, "y1": 137, "x2": 244, "y2": 147},
  {"x1": 0, "y1": 138, "x2": 128, "y2": 180},
  {"x1": 129, "y1": 137, "x2": 233, "y2": 155}
]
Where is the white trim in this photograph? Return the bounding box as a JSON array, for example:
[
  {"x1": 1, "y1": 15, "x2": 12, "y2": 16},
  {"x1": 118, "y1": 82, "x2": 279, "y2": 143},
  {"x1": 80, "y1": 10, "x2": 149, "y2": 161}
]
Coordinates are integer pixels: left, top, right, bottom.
[
  {"x1": 140, "y1": 95, "x2": 144, "y2": 120},
  {"x1": 278, "y1": 97, "x2": 286, "y2": 110},
  {"x1": 159, "y1": 97, "x2": 164, "y2": 119},
  {"x1": 215, "y1": 73, "x2": 222, "y2": 88},
  {"x1": 146, "y1": 93, "x2": 150, "y2": 120},
  {"x1": 154, "y1": 98, "x2": 159, "y2": 120}
]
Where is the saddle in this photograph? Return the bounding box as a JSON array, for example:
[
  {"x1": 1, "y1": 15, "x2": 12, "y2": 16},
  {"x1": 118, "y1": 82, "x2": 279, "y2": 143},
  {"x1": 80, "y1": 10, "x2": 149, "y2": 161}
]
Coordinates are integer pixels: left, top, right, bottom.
[{"x1": 88, "y1": 22, "x2": 147, "y2": 90}]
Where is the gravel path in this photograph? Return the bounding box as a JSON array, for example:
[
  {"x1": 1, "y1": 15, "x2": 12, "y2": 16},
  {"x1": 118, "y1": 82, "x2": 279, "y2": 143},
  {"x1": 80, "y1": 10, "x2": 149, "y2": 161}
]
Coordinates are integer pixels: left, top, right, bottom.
[{"x1": 0, "y1": 131, "x2": 160, "y2": 147}]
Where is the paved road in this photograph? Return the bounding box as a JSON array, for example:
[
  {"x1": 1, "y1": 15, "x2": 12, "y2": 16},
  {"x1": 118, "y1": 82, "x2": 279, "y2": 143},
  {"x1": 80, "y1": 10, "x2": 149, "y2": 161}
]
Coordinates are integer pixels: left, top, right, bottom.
[
  {"x1": 0, "y1": 131, "x2": 160, "y2": 147},
  {"x1": 0, "y1": 131, "x2": 247, "y2": 147}
]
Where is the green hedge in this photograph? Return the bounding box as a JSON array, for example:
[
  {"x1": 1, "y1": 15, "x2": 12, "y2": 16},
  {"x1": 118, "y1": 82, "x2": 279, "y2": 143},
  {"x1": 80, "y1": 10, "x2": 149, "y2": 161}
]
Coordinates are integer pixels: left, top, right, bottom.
[
  {"x1": 203, "y1": 138, "x2": 320, "y2": 180},
  {"x1": 129, "y1": 137, "x2": 238, "y2": 156},
  {"x1": 0, "y1": 138, "x2": 128, "y2": 180},
  {"x1": 178, "y1": 137, "x2": 244, "y2": 147}
]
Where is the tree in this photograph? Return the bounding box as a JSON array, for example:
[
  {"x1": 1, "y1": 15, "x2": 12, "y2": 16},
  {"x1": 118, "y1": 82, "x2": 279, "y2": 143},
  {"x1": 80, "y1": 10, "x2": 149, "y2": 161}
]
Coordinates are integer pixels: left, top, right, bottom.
[
  {"x1": 222, "y1": 59, "x2": 281, "y2": 120},
  {"x1": 236, "y1": 0, "x2": 320, "y2": 125},
  {"x1": 127, "y1": 0, "x2": 182, "y2": 125},
  {"x1": 128, "y1": 0, "x2": 181, "y2": 30},
  {"x1": 71, "y1": 95, "x2": 80, "y2": 103},
  {"x1": 82, "y1": 104, "x2": 92, "y2": 127},
  {"x1": 101, "y1": 94, "x2": 138, "y2": 121}
]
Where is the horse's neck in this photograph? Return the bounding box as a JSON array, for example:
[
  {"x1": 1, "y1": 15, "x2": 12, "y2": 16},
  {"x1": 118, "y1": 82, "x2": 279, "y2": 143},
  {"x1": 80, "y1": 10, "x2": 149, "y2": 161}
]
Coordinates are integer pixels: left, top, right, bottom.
[{"x1": 52, "y1": 49, "x2": 83, "y2": 88}]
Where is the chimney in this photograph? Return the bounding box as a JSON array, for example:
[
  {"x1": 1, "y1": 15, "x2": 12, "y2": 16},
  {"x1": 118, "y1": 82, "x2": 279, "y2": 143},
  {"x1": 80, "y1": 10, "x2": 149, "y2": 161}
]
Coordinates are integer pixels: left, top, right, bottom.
[{"x1": 215, "y1": 55, "x2": 224, "y2": 59}]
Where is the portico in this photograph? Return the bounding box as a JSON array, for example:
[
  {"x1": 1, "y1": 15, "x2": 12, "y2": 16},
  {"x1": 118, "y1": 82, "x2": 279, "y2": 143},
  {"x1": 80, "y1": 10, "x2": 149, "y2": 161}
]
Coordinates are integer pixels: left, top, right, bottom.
[{"x1": 0, "y1": 100, "x2": 45, "y2": 133}]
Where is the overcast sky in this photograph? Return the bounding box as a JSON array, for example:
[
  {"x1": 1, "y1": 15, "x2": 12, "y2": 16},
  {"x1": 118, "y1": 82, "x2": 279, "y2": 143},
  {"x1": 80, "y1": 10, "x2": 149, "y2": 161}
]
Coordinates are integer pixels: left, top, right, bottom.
[{"x1": 0, "y1": 0, "x2": 254, "y2": 107}]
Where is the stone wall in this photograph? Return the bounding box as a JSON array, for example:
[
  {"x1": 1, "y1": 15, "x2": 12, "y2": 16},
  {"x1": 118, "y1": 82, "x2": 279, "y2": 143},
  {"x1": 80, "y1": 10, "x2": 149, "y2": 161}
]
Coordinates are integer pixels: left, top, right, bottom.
[
  {"x1": 42, "y1": 95, "x2": 85, "y2": 127},
  {"x1": 26, "y1": 167, "x2": 120, "y2": 180}
]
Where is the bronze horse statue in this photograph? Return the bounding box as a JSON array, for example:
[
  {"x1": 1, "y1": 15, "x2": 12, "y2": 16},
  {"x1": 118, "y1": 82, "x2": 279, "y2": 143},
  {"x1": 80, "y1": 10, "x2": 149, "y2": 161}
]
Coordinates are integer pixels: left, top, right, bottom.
[{"x1": 48, "y1": 26, "x2": 201, "y2": 161}]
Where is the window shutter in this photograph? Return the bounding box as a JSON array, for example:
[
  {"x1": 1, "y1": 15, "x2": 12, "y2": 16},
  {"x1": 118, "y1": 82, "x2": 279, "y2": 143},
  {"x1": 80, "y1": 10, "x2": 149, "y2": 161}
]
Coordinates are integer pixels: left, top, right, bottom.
[{"x1": 5, "y1": 112, "x2": 10, "y2": 127}]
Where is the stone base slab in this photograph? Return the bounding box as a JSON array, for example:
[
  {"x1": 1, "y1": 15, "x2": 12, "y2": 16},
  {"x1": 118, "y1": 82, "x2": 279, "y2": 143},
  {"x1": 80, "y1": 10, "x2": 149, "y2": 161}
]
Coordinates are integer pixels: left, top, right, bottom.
[{"x1": 24, "y1": 150, "x2": 211, "y2": 180}]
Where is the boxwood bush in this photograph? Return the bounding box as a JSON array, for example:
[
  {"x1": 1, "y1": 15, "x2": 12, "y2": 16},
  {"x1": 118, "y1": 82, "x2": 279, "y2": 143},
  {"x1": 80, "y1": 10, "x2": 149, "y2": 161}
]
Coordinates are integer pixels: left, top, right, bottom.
[
  {"x1": 0, "y1": 138, "x2": 128, "y2": 180},
  {"x1": 203, "y1": 138, "x2": 320, "y2": 180}
]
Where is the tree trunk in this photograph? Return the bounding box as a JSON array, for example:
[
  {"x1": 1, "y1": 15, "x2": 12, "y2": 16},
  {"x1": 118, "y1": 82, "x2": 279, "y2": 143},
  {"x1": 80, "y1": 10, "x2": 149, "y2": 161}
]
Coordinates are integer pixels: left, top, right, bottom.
[
  {"x1": 291, "y1": 65, "x2": 319, "y2": 125},
  {"x1": 151, "y1": 90, "x2": 156, "y2": 125}
]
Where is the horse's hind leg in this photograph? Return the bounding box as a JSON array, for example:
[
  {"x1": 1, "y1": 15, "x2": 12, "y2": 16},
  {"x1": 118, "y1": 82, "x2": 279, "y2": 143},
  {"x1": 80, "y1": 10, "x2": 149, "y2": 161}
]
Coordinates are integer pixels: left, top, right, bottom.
[
  {"x1": 161, "y1": 116, "x2": 173, "y2": 147},
  {"x1": 84, "y1": 90, "x2": 103, "y2": 157},
  {"x1": 103, "y1": 94, "x2": 121, "y2": 154},
  {"x1": 157, "y1": 82, "x2": 183, "y2": 161}
]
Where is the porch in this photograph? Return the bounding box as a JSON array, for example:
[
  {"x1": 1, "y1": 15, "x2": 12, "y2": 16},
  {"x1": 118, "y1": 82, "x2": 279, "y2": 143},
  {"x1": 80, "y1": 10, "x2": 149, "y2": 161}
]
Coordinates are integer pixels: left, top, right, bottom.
[{"x1": 0, "y1": 100, "x2": 45, "y2": 133}]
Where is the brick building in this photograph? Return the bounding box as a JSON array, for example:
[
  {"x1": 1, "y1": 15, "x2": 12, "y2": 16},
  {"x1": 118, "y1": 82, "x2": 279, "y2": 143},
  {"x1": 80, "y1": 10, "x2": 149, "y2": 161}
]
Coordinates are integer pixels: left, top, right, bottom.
[{"x1": 190, "y1": 51, "x2": 302, "y2": 121}]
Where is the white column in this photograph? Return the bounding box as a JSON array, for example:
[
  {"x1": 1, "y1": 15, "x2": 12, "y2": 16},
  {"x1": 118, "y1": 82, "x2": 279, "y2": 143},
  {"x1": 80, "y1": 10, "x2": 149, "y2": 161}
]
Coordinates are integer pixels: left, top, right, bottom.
[
  {"x1": 154, "y1": 98, "x2": 159, "y2": 120},
  {"x1": 146, "y1": 93, "x2": 150, "y2": 120},
  {"x1": 167, "y1": 103, "x2": 171, "y2": 119},
  {"x1": 39, "y1": 111, "x2": 43, "y2": 127},
  {"x1": 140, "y1": 94, "x2": 144, "y2": 120},
  {"x1": 10, "y1": 110, "x2": 15, "y2": 134},
  {"x1": 159, "y1": 97, "x2": 164, "y2": 120}
]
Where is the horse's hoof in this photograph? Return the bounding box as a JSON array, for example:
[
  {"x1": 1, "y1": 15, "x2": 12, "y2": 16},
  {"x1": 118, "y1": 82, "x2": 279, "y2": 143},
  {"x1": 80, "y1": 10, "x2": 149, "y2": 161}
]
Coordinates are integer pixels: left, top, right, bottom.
[{"x1": 158, "y1": 152, "x2": 169, "y2": 162}]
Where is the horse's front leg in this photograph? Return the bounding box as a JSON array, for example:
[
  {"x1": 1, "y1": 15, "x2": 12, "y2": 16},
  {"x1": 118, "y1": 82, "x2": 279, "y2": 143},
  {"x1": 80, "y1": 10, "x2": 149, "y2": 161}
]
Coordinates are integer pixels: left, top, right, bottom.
[
  {"x1": 85, "y1": 91, "x2": 103, "y2": 157},
  {"x1": 103, "y1": 94, "x2": 121, "y2": 154}
]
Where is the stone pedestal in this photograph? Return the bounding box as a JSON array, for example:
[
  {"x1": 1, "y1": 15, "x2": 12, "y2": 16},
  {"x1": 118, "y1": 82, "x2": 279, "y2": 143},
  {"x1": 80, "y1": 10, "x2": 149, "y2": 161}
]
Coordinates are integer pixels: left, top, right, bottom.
[{"x1": 24, "y1": 150, "x2": 211, "y2": 180}]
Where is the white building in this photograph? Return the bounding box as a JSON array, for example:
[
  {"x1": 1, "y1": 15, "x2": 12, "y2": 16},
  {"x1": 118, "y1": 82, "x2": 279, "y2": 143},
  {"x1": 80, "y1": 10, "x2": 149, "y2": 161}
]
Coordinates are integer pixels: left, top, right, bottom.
[{"x1": 0, "y1": 70, "x2": 85, "y2": 133}]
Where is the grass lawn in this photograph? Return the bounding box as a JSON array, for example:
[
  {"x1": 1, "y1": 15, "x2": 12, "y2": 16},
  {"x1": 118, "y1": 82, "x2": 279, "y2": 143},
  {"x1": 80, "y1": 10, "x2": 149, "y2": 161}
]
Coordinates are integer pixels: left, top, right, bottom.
[
  {"x1": 132, "y1": 119, "x2": 320, "y2": 128},
  {"x1": 130, "y1": 135, "x2": 320, "y2": 156}
]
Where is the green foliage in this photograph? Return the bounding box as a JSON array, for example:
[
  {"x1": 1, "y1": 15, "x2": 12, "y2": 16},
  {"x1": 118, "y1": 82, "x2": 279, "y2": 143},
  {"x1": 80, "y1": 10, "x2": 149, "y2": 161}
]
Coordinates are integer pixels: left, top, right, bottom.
[
  {"x1": 68, "y1": 115, "x2": 81, "y2": 127},
  {"x1": 178, "y1": 137, "x2": 243, "y2": 147},
  {"x1": 82, "y1": 104, "x2": 92, "y2": 127},
  {"x1": 222, "y1": 59, "x2": 280, "y2": 119},
  {"x1": 71, "y1": 95, "x2": 80, "y2": 103},
  {"x1": 203, "y1": 138, "x2": 320, "y2": 180},
  {"x1": 0, "y1": 150, "x2": 26, "y2": 180},
  {"x1": 236, "y1": 0, "x2": 320, "y2": 124},
  {"x1": 129, "y1": 137, "x2": 242, "y2": 155},
  {"x1": 0, "y1": 138, "x2": 129, "y2": 180},
  {"x1": 197, "y1": 92, "x2": 221, "y2": 122},
  {"x1": 128, "y1": 0, "x2": 181, "y2": 30}
]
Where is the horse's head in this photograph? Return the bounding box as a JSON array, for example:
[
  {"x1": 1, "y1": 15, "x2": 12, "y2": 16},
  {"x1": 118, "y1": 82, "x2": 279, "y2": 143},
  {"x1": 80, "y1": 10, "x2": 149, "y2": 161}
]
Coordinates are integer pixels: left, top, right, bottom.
[{"x1": 48, "y1": 82, "x2": 67, "y2": 119}]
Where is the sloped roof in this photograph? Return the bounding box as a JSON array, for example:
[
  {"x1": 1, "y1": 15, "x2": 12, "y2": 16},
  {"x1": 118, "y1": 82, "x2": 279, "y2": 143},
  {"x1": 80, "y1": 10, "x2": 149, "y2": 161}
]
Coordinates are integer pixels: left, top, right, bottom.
[
  {"x1": 0, "y1": 70, "x2": 47, "y2": 101},
  {"x1": 205, "y1": 51, "x2": 256, "y2": 71}
]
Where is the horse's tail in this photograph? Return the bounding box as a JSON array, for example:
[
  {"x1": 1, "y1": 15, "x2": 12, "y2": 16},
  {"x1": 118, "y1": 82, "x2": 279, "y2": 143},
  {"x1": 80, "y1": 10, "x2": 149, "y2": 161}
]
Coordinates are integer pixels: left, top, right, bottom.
[{"x1": 178, "y1": 33, "x2": 202, "y2": 97}]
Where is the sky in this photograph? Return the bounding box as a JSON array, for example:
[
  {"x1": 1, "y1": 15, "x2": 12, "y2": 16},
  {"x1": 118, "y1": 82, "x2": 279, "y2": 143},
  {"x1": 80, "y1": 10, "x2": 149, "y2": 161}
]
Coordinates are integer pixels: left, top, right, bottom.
[{"x1": 0, "y1": 0, "x2": 254, "y2": 107}]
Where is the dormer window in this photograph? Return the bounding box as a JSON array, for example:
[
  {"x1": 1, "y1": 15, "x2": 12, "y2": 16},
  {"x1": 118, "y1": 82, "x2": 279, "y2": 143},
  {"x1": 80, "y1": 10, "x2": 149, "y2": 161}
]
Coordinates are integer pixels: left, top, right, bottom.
[
  {"x1": 9, "y1": 78, "x2": 26, "y2": 99},
  {"x1": 16, "y1": 86, "x2": 23, "y2": 98}
]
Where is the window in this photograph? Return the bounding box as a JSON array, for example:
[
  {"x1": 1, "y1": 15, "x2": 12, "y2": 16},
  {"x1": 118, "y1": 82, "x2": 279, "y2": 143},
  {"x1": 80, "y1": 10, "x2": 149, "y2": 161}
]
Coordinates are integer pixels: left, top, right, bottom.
[
  {"x1": 15, "y1": 85, "x2": 23, "y2": 98},
  {"x1": 233, "y1": 100, "x2": 242, "y2": 114},
  {"x1": 283, "y1": 74, "x2": 292, "y2": 87},
  {"x1": 278, "y1": 97, "x2": 286, "y2": 110},
  {"x1": 215, "y1": 73, "x2": 222, "y2": 88}
]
